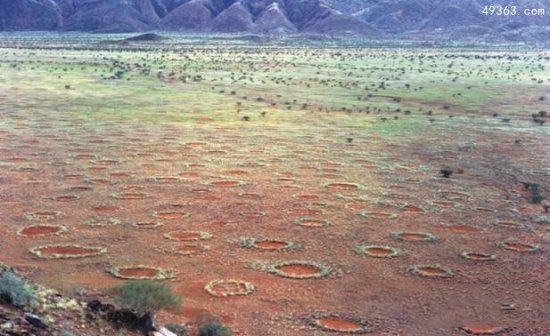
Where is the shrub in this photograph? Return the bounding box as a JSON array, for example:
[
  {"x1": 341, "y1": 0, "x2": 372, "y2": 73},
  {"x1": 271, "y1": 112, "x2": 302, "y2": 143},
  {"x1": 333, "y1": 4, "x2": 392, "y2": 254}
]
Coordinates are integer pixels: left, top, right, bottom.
[
  {"x1": 0, "y1": 270, "x2": 38, "y2": 308},
  {"x1": 165, "y1": 323, "x2": 188, "y2": 336},
  {"x1": 61, "y1": 331, "x2": 77, "y2": 336},
  {"x1": 199, "y1": 323, "x2": 231, "y2": 336},
  {"x1": 523, "y1": 183, "x2": 543, "y2": 204},
  {"x1": 113, "y1": 280, "x2": 181, "y2": 316},
  {"x1": 440, "y1": 168, "x2": 453, "y2": 178}
]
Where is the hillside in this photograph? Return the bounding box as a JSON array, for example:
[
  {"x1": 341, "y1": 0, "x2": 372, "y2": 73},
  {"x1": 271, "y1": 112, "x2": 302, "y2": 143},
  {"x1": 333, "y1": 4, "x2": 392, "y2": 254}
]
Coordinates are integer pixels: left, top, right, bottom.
[{"x1": 0, "y1": 0, "x2": 549, "y2": 41}]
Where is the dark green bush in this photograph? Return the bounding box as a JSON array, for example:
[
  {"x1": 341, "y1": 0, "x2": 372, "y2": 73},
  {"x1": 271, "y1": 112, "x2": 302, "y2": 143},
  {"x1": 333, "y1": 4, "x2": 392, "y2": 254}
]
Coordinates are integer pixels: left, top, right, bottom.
[
  {"x1": 199, "y1": 323, "x2": 231, "y2": 336},
  {"x1": 0, "y1": 270, "x2": 38, "y2": 308},
  {"x1": 113, "y1": 280, "x2": 181, "y2": 315},
  {"x1": 165, "y1": 323, "x2": 188, "y2": 336}
]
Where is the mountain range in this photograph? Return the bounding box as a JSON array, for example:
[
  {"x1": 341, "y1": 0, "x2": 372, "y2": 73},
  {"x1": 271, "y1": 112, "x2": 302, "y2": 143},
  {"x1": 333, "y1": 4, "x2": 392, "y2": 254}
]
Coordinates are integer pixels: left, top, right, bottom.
[{"x1": 0, "y1": 0, "x2": 549, "y2": 41}]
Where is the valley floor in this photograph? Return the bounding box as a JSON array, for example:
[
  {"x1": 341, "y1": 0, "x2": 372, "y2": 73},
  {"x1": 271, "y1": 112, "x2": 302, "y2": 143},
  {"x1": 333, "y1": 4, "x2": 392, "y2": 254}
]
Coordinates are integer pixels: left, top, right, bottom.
[{"x1": 0, "y1": 34, "x2": 548, "y2": 335}]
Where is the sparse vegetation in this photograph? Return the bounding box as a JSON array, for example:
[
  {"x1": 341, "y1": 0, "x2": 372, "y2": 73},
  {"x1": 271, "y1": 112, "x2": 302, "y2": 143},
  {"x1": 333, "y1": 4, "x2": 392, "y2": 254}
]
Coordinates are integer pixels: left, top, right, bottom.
[
  {"x1": 0, "y1": 270, "x2": 38, "y2": 309},
  {"x1": 113, "y1": 280, "x2": 181, "y2": 316},
  {"x1": 199, "y1": 323, "x2": 232, "y2": 336},
  {"x1": 165, "y1": 323, "x2": 188, "y2": 336}
]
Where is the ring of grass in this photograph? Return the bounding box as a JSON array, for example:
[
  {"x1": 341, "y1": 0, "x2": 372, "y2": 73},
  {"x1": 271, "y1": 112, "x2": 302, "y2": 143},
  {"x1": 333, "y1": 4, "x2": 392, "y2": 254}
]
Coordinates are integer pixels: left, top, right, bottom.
[
  {"x1": 30, "y1": 244, "x2": 107, "y2": 259},
  {"x1": 259, "y1": 260, "x2": 332, "y2": 280},
  {"x1": 238, "y1": 237, "x2": 299, "y2": 251},
  {"x1": 25, "y1": 211, "x2": 61, "y2": 221},
  {"x1": 354, "y1": 245, "x2": 404, "y2": 258},
  {"x1": 294, "y1": 217, "x2": 331, "y2": 228},
  {"x1": 407, "y1": 264, "x2": 454, "y2": 278},
  {"x1": 461, "y1": 252, "x2": 496, "y2": 261},
  {"x1": 152, "y1": 211, "x2": 190, "y2": 220},
  {"x1": 359, "y1": 211, "x2": 399, "y2": 220},
  {"x1": 52, "y1": 194, "x2": 80, "y2": 201},
  {"x1": 108, "y1": 265, "x2": 175, "y2": 280},
  {"x1": 85, "y1": 217, "x2": 121, "y2": 227},
  {"x1": 323, "y1": 182, "x2": 364, "y2": 191},
  {"x1": 498, "y1": 241, "x2": 540, "y2": 253},
  {"x1": 494, "y1": 221, "x2": 525, "y2": 230},
  {"x1": 170, "y1": 244, "x2": 208, "y2": 256},
  {"x1": 153, "y1": 176, "x2": 184, "y2": 183},
  {"x1": 208, "y1": 180, "x2": 246, "y2": 187},
  {"x1": 391, "y1": 232, "x2": 437, "y2": 242},
  {"x1": 204, "y1": 279, "x2": 255, "y2": 297},
  {"x1": 306, "y1": 312, "x2": 376, "y2": 334},
  {"x1": 132, "y1": 221, "x2": 164, "y2": 229},
  {"x1": 17, "y1": 224, "x2": 68, "y2": 237},
  {"x1": 112, "y1": 192, "x2": 149, "y2": 200},
  {"x1": 164, "y1": 230, "x2": 212, "y2": 241}
]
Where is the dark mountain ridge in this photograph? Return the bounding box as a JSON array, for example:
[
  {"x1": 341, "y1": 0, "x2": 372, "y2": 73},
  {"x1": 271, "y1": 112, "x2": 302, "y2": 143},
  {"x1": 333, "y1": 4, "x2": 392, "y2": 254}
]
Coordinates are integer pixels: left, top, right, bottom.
[{"x1": 0, "y1": 0, "x2": 548, "y2": 42}]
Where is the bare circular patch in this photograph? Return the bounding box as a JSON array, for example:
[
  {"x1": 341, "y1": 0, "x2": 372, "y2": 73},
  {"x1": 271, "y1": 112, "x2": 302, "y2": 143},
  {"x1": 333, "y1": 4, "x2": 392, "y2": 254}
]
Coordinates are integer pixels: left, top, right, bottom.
[
  {"x1": 459, "y1": 325, "x2": 505, "y2": 335},
  {"x1": 153, "y1": 176, "x2": 184, "y2": 183},
  {"x1": 85, "y1": 217, "x2": 121, "y2": 227},
  {"x1": 53, "y1": 194, "x2": 80, "y2": 202},
  {"x1": 306, "y1": 313, "x2": 376, "y2": 334},
  {"x1": 360, "y1": 211, "x2": 398, "y2": 220},
  {"x1": 132, "y1": 221, "x2": 163, "y2": 229},
  {"x1": 108, "y1": 265, "x2": 175, "y2": 280},
  {"x1": 152, "y1": 211, "x2": 190, "y2": 220},
  {"x1": 239, "y1": 238, "x2": 297, "y2": 251},
  {"x1": 17, "y1": 225, "x2": 67, "y2": 237},
  {"x1": 461, "y1": 252, "x2": 496, "y2": 261},
  {"x1": 30, "y1": 244, "x2": 106, "y2": 259},
  {"x1": 408, "y1": 265, "x2": 454, "y2": 278},
  {"x1": 499, "y1": 241, "x2": 540, "y2": 253},
  {"x1": 494, "y1": 221, "x2": 524, "y2": 230},
  {"x1": 266, "y1": 261, "x2": 332, "y2": 279},
  {"x1": 391, "y1": 232, "x2": 436, "y2": 242},
  {"x1": 91, "y1": 205, "x2": 121, "y2": 213},
  {"x1": 438, "y1": 225, "x2": 481, "y2": 234},
  {"x1": 204, "y1": 279, "x2": 255, "y2": 297},
  {"x1": 324, "y1": 183, "x2": 361, "y2": 191},
  {"x1": 294, "y1": 218, "x2": 331, "y2": 228},
  {"x1": 355, "y1": 245, "x2": 403, "y2": 258},
  {"x1": 165, "y1": 230, "x2": 212, "y2": 241},
  {"x1": 209, "y1": 180, "x2": 244, "y2": 187},
  {"x1": 112, "y1": 192, "x2": 149, "y2": 200},
  {"x1": 25, "y1": 211, "x2": 61, "y2": 221},
  {"x1": 289, "y1": 208, "x2": 323, "y2": 216},
  {"x1": 431, "y1": 200, "x2": 460, "y2": 208},
  {"x1": 173, "y1": 244, "x2": 207, "y2": 256}
]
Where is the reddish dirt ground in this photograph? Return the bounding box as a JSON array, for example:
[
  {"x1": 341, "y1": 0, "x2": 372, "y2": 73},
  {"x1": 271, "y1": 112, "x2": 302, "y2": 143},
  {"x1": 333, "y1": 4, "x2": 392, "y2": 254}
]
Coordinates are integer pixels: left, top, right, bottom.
[{"x1": 0, "y1": 114, "x2": 549, "y2": 335}]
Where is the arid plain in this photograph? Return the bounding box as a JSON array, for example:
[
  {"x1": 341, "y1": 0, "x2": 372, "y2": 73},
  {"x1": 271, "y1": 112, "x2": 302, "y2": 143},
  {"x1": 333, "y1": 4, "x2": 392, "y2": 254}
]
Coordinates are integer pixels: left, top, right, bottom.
[{"x1": 0, "y1": 35, "x2": 548, "y2": 335}]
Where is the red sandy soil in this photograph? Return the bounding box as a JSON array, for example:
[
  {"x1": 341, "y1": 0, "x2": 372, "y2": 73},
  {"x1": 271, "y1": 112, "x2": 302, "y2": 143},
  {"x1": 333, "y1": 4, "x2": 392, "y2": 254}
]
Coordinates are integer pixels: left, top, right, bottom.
[{"x1": 0, "y1": 115, "x2": 548, "y2": 335}]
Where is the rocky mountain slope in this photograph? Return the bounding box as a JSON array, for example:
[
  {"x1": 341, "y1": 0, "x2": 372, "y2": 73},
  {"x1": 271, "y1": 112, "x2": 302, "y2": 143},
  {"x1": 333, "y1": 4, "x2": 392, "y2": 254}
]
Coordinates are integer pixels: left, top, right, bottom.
[
  {"x1": 0, "y1": 0, "x2": 548, "y2": 41},
  {"x1": 0, "y1": 0, "x2": 376, "y2": 35}
]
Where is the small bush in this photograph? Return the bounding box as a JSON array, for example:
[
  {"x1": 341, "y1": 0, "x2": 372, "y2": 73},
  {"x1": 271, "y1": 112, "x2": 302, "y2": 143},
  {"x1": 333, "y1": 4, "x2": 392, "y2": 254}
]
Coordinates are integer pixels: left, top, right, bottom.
[
  {"x1": 165, "y1": 323, "x2": 188, "y2": 336},
  {"x1": 61, "y1": 331, "x2": 77, "y2": 336},
  {"x1": 113, "y1": 280, "x2": 181, "y2": 315},
  {"x1": 0, "y1": 270, "x2": 38, "y2": 308},
  {"x1": 524, "y1": 183, "x2": 544, "y2": 204},
  {"x1": 199, "y1": 323, "x2": 231, "y2": 336},
  {"x1": 440, "y1": 168, "x2": 453, "y2": 178}
]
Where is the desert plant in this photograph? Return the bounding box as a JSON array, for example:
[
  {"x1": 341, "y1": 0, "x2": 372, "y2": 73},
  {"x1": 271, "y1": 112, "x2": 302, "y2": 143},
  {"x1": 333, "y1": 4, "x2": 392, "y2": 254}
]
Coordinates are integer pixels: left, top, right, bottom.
[
  {"x1": 0, "y1": 270, "x2": 38, "y2": 308},
  {"x1": 523, "y1": 182, "x2": 544, "y2": 204},
  {"x1": 199, "y1": 323, "x2": 231, "y2": 336},
  {"x1": 61, "y1": 331, "x2": 78, "y2": 336},
  {"x1": 440, "y1": 168, "x2": 453, "y2": 178},
  {"x1": 165, "y1": 323, "x2": 188, "y2": 336},
  {"x1": 113, "y1": 280, "x2": 181, "y2": 316}
]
